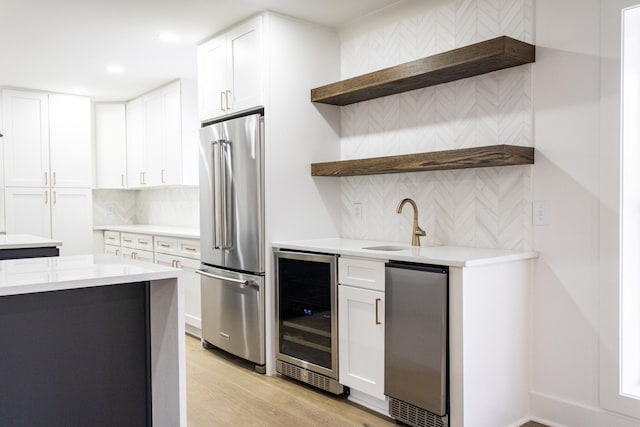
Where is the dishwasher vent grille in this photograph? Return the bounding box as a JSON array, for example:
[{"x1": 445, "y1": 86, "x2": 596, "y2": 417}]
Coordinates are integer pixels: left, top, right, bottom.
[
  {"x1": 389, "y1": 397, "x2": 448, "y2": 427},
  {"x1": 276, "y1": 359, "x2": 343, "y2": 395}
]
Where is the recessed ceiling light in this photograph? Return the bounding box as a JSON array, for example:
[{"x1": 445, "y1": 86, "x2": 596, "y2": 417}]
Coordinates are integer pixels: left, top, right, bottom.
[
  {"x1": 107, "y1": 65, "x2": 124, "y2": 73},
  {"x1": 159, "y1": 32, "x2": 179, "y2": 42}
]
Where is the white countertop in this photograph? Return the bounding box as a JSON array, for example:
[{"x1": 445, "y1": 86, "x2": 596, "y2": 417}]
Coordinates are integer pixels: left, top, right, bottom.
[
  {"x1": 95, "y1": 224, "x2": 200, "y2": 239},
  {"x1": 0, "y1": 234, "x2": 62, "y2": 250},
  {"x1": 272, "y1": 238, "x2": 537, "y2": 267},
  {"x1": 0, "y1": 254, "x2": 181, "y2": 297}
]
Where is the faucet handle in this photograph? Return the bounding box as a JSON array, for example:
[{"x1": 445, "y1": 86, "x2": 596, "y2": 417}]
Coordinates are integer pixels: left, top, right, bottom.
[{"x1": 415, "y1": 226, "x2": 426, "y2": 237}]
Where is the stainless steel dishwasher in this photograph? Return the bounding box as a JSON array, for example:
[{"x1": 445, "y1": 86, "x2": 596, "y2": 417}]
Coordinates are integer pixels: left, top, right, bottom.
[{"x1": 385, "y1": 261, "x2": 448, "y2": 427}]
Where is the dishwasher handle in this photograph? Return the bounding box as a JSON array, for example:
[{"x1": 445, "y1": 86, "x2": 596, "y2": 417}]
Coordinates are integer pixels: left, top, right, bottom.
[{"x1": 196, "y1": 269, "x2": 259, "y2": 289}]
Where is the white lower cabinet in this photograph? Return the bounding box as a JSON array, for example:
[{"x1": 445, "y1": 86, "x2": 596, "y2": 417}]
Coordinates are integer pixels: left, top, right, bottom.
[
  {"x1": 121, "y1": 247, "x2": 154, "y2": 263},
  {"x1": 338, "y1": 284, "x2": 385, "y2": 400},
  {"x1": 104, "y1": 244, "x2": 121, "y2": 256},
  {"x1": 338, "y1": 257, "x2": 386, "y2": 405},
  {"x1": 101, "y1": 229, "x2": 202, "y2": 337},
  {"x1": 155, "y1": 252, "x2": 201, "y2": 337}
]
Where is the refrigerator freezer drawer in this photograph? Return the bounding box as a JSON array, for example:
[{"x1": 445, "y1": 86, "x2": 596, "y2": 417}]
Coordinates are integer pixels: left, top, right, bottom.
[{"x1": 198, "y1": 266, "x2": 265, "y2": 365}]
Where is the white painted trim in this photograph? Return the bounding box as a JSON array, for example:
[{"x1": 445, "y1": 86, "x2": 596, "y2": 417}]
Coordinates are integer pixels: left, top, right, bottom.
[
  {"x1": 531, "y1": 391, "x2": 640, "y2": 427},
  {"x1": 347, "y1": 389, "x2": 389, "y2": 417},
  {"x1": 599, "y1": 0, "x2": 640, "y2": 419}
]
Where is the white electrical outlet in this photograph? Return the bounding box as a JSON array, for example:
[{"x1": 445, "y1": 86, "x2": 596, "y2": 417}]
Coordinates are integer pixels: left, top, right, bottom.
[
  {"x1": 353, "y1": 202, "x2": 363, "y2": 222},
  {"x1": 532, "y1": 201, "x2": 549, "y2": 226}
]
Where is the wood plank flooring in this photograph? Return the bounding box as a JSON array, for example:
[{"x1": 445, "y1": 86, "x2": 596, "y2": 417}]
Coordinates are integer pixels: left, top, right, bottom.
[
  {"x1": 186, "y1": 335, "x2": 396, "y2": 427},
  {"x1": 185, "y1": 334, "x2": 549, "y2": 427}
]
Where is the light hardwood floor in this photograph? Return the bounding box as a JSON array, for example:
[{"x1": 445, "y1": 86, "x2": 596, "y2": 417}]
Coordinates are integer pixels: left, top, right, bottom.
[
  {"x1": 186, "y1": 334, "x2": 396, "y2": 427},
  {"x1": 186, "y1": 335, "x2": 549, "y2": 427}
]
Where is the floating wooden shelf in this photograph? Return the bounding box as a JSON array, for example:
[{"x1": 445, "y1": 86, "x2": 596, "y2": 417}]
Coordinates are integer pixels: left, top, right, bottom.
[
  {"x1": 311, "y1": 36, "x2": 535, "y2": 106},
  {"x1": 311, "y1": 145, "x2": 534, "y2": 177}
]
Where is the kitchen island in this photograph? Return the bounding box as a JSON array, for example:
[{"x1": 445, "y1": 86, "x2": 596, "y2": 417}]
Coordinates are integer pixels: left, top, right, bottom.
[
  {"x1": 0, "y1": 254, "x2": 185, "y2": 427},
  {"x1": 0, "y1": 233, "x2": 62, "y2": 260}
]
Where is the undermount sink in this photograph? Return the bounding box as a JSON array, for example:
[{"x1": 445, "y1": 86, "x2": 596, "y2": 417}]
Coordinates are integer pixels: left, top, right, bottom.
[{"x1": 362, "y1": 245, "x2": 410, "y2": 251}]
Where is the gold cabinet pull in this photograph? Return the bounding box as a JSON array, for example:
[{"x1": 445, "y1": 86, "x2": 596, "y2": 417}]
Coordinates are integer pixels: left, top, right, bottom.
[
  {"x1": 53, "y1": 190, "x2": 57, "y2": 205},
  {"x1": 121, "y1": 174, "x2": 125, "y2": 187},
  {"x1": 220, "y1": 91, "x2": 225, "y2": 112},
  {"x1": 44, "y1": 190, "x2": 48, "y2": 204},
  {"x1": 225, "y1": 90, "x2": 231, "y2": 111},
  {"x1": 161, "y1": 169, "x2": 165, "y2": 184},
  {"x1": 52, "y1": 171, "x2": 56, "y2": 186},
  {"x1": 159, "y1": 243, "x2": 171, "y2": 248},
  {"x1": 175, "y1": 260, "x2": 181, "y2": 268},
  {"x1": 44, "y1": 171, "x2": 48, "y2": 186},
  {"x1": 375, "y1": 298, "x2": 382, "y2": 325},
  {"x1": 184, "y1": 247, "x2": 197, "y2": 252}
]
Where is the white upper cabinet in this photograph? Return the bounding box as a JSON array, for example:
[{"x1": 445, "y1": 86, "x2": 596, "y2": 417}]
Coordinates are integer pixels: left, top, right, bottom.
[
  {"x1": 2, "y1": 90, "x2": 91, "y2": 189},
  {"x1": 49, "y1": 94, "x2": 92, "y2": 188},
  {"x1": 198, "y1": 15, "x2": 262, "y2": 122},
  {"x1": 125, "y1": 80, "x2": 198, "y2": 188},
  {"x1": 2, "y1": 90, "x2": 50, "y2": 188},
  {"x1": 95, "y1": 103, "x2": 127, "y2": 189},
  {"x1": 126, "y1": 97, "x2": 145, "y2": 188}
]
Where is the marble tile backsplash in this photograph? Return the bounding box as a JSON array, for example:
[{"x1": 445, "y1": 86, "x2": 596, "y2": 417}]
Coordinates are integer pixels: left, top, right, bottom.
[
  {"x1": 93, "y1": 187, "x2": 199, "y2": 229},
  {"x1": 339, "y1": 0, "x2": 534, "y2": 250}
]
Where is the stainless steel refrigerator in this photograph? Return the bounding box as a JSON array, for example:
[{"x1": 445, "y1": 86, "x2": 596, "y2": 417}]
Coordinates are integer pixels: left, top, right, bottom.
[{"x1": 196, "y1": 110, "x2": 265, "y2": 369}]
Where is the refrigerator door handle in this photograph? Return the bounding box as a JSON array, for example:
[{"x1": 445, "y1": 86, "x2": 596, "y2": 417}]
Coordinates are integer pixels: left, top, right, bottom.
[
  {"x1": 213, "y1": 140, "x2": 223, "y2": 249},
  {"x1": 220, "y1": 140, "x2": 229, "y2": 250},
  {"x1": 196, "y1": 269, "x2": 259, "y2": 289}
]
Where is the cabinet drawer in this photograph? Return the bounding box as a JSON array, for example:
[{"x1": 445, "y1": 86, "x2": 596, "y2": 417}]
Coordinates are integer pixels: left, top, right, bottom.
[
  {"x1": 154, "y1": 236, "x2": 200, "y2": 259},
  {"x1": 155, "y1": 236, "x2": 178, "y2": 254},
  {"x1": 121, "y1": 233, "x2": 153, "y2": 251},
  {"x1": 177, "y1": 239, "x2": 200, "y2": 259},
  {"x1": 104, "y1": 231, "x2": 120, "y2": 245},
  {"x1": 121, "y1": 247, "x2": 154, "y2": 263},
  {"x1": 338, "y1": 257, "x2": 385, "y2": 292}
]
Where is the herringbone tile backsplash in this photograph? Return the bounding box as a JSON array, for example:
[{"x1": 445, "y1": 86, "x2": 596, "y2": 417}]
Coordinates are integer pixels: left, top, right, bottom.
[{"x1": 340, "y1": 0, "x2": 534, "y2": 250}]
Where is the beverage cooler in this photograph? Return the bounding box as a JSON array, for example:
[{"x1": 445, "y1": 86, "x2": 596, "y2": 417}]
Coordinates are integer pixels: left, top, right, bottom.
[{"x1": 274, "y1": 250, "x2": 343, "y2": 395}]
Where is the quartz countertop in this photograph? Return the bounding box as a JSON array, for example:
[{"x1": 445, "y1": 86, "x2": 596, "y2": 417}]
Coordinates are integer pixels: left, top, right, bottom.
[
  {"x1": 0, "y1": 234, "x2": 62, "y2": 250},
  {"x1": 272, "y1": 238, "x2": 537, "y2": 267},
  {"x1": 0, "y1": 254, "x2": 181, "y2": 297},
  {"x1": 95, "y1": 224, "x2": 200, "y2": 239}
]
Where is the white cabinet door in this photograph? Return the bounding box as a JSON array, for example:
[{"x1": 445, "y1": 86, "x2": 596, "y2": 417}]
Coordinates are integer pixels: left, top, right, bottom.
[
  {"x1": 227, "y1": 16, "x2": 262, "y2": 113},
  {"x1": 155, "y1": 252, "x2": 201, "y2": 336},
  {"x1": 49, "y1": 95, "x2": 91, "y2": 188},
  {"x1": 121, "y1": 247, "x2": 154, "y2": 263},
  {"x1": 126, "y1": 98, "x2": 145, "y2": 188},
  {"x1": 338, "y1": 284, "x2": 385, "y2": 400},
  {"x1": 4, "y1": 187, "x2": 51, "y2": 237},
  {"x1": 2, "y1": 90, "x2": 49, "y2": 188},
  {"x1": 198, "y1": 34, "x2": 228, "y2": 121},
  {"x1": 51, "y1": 188, "x2": 93, "y2": 255},
  {"x1": 143, "y1": 91, "x2": 163, "y2": 187},
  {"x1": 197, "y1": 15, "x2": 262, "y2": 122},
  {"x1": 95, "y1": 103, "x2": 127, "y2": 189},
  {"x1": 161, "y1": 81, "x2": 182, "y2": 186}
]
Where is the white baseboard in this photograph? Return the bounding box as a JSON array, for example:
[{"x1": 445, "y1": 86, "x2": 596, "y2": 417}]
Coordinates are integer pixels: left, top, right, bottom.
[{"x1": 531, "y1": 391, "x2": 640, "y2": 427}]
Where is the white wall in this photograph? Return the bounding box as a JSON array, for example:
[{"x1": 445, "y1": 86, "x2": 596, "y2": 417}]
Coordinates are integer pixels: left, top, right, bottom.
[{"x1": 529, "y1": 0, "x2": 605, "y2": 424}]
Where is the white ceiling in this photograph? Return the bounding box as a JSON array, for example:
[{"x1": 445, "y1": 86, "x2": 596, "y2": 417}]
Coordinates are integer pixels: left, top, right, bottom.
[{"x1": 0, "y1": 0, "x2": 401, "y2": 101}]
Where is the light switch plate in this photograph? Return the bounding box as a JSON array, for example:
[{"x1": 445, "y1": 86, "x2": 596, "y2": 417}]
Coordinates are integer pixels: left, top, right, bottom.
[
  {"x1": 353, "y1": 202, "x2": 363, "y2": 222},
  {"x1": 532, "y1": 200, "x2": 549, "y2": 226}
]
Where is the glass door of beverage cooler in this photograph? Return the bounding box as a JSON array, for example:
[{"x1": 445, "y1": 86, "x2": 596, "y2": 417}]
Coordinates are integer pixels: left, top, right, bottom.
[{"x1": 274, "y1": 250, "x2": 338, "y2": 379}]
